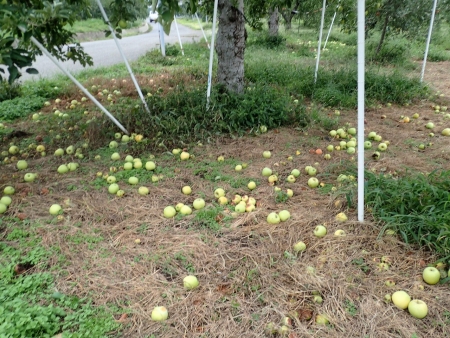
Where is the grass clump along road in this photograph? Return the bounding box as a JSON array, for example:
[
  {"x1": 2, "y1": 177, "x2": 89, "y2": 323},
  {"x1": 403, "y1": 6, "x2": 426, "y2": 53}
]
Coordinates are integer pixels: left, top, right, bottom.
[{"x1": 1, "y1": 20, "x2": 450, "y2": 337}]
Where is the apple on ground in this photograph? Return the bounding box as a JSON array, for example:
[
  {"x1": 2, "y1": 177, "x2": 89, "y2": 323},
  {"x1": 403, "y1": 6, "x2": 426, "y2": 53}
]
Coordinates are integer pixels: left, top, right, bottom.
[
  {"x1": 179, "y1": 205, "x2": 192, "y2": 215},
  {"x1": 335, "y1": 212, "x2": 348, "y2": 222},
  {"x1": 263, "y1": 150, "x2": 271, "y2": 159},
  {"x1": 314, "y1": 225, "x2": 327, "y2": 237},
  {"x1": 278, "y1": 210, "x2": 291, "y2": 221},
  {"x1": 138, "y1": 187, "x2": 149, "y2": 195},
  {"x1": 235, "y1": 202, "x2": 246, "y2": 213},
  {"x1": 286, "y1": 175, "x2": 296, "y2": 183},
  {"x1": 128, "y1": 177, "x2": 139, "y2": 185},
  {"x1": 24, "y1": 173, "x2": 36, "y2": 182},
  {"x1": 163, "y1": 206, "x2": 176, "y2": 218},
  {"x1": 183, "y1": 275, "x2": 199, "y2": 290},
  {"x1": 334, "y1": 229, "x2": 346, "y2": 236},
  {"x1": 151, "y1": 306, "x2": 168, "y2": 321},
  {"x1": 0, "y1": 203, "x2": 7, "y2": 214},
  {"x1": 391, "y1": 290, "x2": 411, "y2": 310},
  {"x1": 248, "y1": 181, "x2": 256, "y2": 190},
  {"x1": 235, "y1": 164, "x2": 243, "y2": 171},
  {"x1": 293, "y1": 241, "x2": 306, "y2": 252},
  {"x1": 49, "y1": 204, "x2": 62, "y2": 215},
  {"x1": 180, "y1": 152, "x2": 190, "y2": 160},
  {"x1": 214, "y1": 188, "x2": 225, "y2": 199},
  {"x1": 422, "y1": 266, "x2": 441, "y2": 285},
  {"x1": 307, "y1": 177, "x2": 319, "y2": 188},
  {"x1": 408, "y1": 299, "x2": 428, "y2": 319},
  {"x1": 108, "y1": 183, "x2": 120, "y2": 194},
  {"x1": 193, "y1": 198, "x2": 206, "y2": 210},
  {"x1": 262, "y1": 167, "x2": 272, "y2": 177},
  {"x1": 182, "y1": 186, "x2": 192, "y2": 195},
  {"x1": 218, "y1": 196, "x2": 228, "y2": 205},
  {"x1": 0, "y1": 196, "x2": 12, "y2": 206},
  {"x1": 16, "y1": 160, "x2": 28, "y2": 170},
  {"x1": 267, "y1": 212, "x2": 280, "y2": 224}
]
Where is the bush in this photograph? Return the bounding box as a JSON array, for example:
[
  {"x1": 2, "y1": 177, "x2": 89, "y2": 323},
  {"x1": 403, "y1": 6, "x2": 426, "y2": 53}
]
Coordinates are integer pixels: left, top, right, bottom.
[
  {"x1": 248, "y1": 33, "x2": 286, "y2": 49},
  {"x1": 364, "y1": 170, "x2": 450, "y2": 256},
  {"x1": 107, "y1": 82, "x2": 309, "y2": 149},
  {"x1": 366, "y1": 37, "x2": 410, "y2": 65},
  {"x1": 0, "y1": 95, "x2": 46, "y2": 121},
  {"x1": 0, "y1": 81, "x2": 22, "y2": 102}
]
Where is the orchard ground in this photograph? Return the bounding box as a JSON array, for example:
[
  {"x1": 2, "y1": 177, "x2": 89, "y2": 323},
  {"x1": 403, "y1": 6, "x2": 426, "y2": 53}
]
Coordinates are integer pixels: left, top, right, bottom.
[{"x1": 1, "y1": 24, "x2": 450, "y2": 337}]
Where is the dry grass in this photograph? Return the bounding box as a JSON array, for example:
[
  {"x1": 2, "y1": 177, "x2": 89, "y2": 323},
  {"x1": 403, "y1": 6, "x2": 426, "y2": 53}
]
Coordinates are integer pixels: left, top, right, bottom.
[{"x1": 1, "y1": 65, "x2": 450, "y2": 337}]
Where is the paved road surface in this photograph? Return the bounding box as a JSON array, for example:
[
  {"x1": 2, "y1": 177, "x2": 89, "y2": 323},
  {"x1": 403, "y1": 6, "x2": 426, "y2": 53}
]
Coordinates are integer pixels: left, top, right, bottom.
[{"x1": 19, "y1": 23, "x2": 204, "y2": 82}]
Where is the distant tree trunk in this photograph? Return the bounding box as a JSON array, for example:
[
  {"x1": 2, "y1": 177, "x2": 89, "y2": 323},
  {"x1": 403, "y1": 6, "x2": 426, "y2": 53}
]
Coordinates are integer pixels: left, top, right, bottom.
[
  {"x1": 268, "y1": 7, "x2": 279, "y2": 36},
  {"x1": 375, "y1": 15, "x2": 389, "y2": 56},
  {"x1": 281, "y1": 0, "x2": 300, "y2": 31},
  {"x1": 216, "y1": 0, "x2": 246, "y2": 94}
]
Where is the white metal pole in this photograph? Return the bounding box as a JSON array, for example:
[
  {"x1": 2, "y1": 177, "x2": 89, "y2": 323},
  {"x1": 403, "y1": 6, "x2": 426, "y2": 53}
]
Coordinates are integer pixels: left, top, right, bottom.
[
  {"x1": 159, "y1": 23, "x2": 166, "y2": 56},
  {"x1": 28, "y1": 36, "x2": 129, "y2": 134},
  {"x1": 421, "y1": 0, "x2": 438, "y2": 82},
  {"x1": 95, "y1": 0, "x2": 150, "y2": 114},
  {"x1": 323, "y1": 11, "x2": 336, "y2": 50},
  {"x1": 196, "y1": 12, "x2": 210, "y2": 49},
  {"x1": 173, "y1": 16, "x2": 184, "y2": 55},
  {"x1": 314, "y1": 0, "x2": 327, "y2": 84},
  {"x1": 357, "y1": 0, "x2": 365, "y2": 222},
  {"x1": 206, "y1": 0, "x2": 218, "y2": 106}
]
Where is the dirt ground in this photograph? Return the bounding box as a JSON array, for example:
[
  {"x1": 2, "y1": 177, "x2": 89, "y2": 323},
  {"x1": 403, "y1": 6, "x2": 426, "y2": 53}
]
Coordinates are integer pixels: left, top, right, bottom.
[{"x1": 1, "y1": 62, "x2": 450, "y2": 337}]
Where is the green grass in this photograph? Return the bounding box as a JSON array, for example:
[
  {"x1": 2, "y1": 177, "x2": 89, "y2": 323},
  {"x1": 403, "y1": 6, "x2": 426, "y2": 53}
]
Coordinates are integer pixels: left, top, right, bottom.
[
  {"x1": 364, "y1": 170, "x2": 450, "y2": 258},
  {"x1": 0, "y1": 218, "x2": 124, "y2": 337},
  {"x1": 64, "y1": 18, "x2": 142, "y2": 34},
  {"x1": 176, "y1": 17, "x2": 212, "y2": 31}
]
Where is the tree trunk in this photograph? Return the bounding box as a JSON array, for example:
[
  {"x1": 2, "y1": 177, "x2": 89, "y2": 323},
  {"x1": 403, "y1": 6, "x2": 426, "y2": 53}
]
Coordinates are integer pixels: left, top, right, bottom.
[
  {"x1": 268, "y1": 7, "x2": 279, "y2": 36},
  {"x1": 375, "y1": 15, "x2": 389, "y2": 56},
  {"x1": 281, "y1": 12, "x2": 293, "y2": 30},
  {"x1": 216, "y1": 0, "x2": 245, "y2": 94}
]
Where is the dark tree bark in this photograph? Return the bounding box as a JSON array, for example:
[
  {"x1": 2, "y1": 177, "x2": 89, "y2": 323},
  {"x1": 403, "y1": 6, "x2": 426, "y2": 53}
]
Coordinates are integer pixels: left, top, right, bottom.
[
  {"x1": 216, "y1": 0, "x2": 246, "y2": 94},
  {"x1": 375, "y1": 15, "x2": 390, "y2": 56},
  {"x1": 268, "y1": 7, "x2": 279, "y2": 36}
]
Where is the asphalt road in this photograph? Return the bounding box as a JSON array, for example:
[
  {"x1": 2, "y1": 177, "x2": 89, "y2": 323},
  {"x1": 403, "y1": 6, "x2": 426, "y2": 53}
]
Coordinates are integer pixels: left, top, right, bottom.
[{"x1": 19, "y1": 22, "x2": 204, "y2": 82}]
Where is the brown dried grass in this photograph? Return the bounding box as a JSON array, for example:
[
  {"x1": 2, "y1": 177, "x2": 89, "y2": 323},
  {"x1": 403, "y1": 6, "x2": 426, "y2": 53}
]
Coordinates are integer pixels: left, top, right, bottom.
[{"x1": 1, "y1": 68, "x2": 450, "y2": 337}]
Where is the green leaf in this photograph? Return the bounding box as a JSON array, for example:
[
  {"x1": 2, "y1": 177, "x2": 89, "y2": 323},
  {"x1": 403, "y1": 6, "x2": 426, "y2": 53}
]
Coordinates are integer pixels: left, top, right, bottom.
[{"x1": 25, "y1": 68, "x2": 38, "y2": 74}]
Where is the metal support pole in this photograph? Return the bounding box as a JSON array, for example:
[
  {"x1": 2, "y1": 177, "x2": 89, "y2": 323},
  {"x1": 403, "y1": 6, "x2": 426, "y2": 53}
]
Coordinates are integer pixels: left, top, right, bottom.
[
  {"x1": 196, "y1": 12, "x2": 210, "y2": 49},
  {"x1": 421, "y1": 0, "x2": 439, "y2": 82},
  {"x1": 174, "y1": 16, "x2": 184, "y2": 55},
  {"x1": 357, "y1": 0, "x2": 365, "y2": 222},
  {"x1": 159, "y1": 22, "x2": 166, "y2": 56},
  {"x1": 314, "y1": 0, "x2": 326, "y2": 84},
  {"x1": 206, "y1": 0, "x2": 218, "y2": 107}
]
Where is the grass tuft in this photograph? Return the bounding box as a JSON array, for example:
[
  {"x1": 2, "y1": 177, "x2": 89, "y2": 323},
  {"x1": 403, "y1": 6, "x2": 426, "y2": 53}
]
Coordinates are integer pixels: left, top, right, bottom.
[{"x1": 365, "y1": 170, "x2": 450, "y2": 257}]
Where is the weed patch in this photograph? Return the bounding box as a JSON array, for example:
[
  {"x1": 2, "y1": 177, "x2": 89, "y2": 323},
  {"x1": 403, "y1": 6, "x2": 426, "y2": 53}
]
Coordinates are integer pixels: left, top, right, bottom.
[{"x1": 364, "y1": 170, "x2": 450, "y2": 257}]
